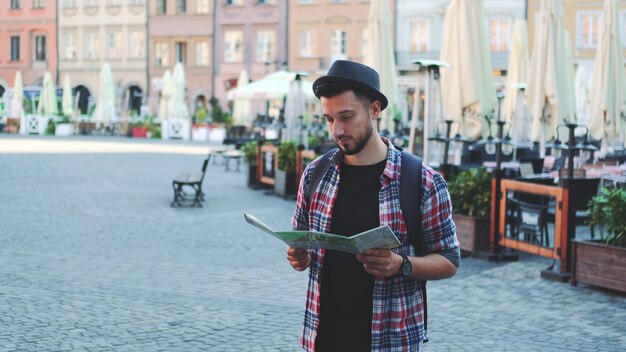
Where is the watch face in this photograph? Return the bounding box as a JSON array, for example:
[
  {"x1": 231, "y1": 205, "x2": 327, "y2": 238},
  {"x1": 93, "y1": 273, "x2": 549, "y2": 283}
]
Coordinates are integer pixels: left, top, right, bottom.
[{"x1": 401, "y1": 256, "x2": 412, "y2": 276}]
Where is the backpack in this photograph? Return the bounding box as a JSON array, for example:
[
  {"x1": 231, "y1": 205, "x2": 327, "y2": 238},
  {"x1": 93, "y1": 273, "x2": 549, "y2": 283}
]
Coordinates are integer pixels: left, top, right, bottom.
[{"x1": 306, "y1": 147, "x2": 429, "y2": 337}]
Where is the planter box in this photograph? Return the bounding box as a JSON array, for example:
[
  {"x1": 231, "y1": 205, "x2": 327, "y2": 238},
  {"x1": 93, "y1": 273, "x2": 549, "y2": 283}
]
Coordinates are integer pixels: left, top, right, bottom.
[
  {"x1": 131, "y1": 126, "x2": 149, "y2": 138},
  {"x1": 208, "y1": 126, "x2": 226, "y2": 142},
  {"x1": 274, "y1": 169, "x2": 296, "y2": 199},
  {"x1": 247, "y1": 163, "x2": 259, "y2": 188},
  {"x1": 55, "y1": 123, "x2": 74, "y2": 136},
  {"x1": 453, "y1": 214, "x2": 490, "y2": 253},
  {"x1": 572, "y1": 240, "x2": 626, "y2": 293},
  {"x1": 192, "y1": 124, "x2": 209, "y2": 141}
]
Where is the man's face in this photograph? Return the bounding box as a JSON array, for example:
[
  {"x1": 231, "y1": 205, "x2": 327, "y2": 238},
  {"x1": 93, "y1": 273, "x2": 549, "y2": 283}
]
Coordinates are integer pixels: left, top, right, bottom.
[{"x1": 321, "y1": 90, "x2": 378, "y2": 156}]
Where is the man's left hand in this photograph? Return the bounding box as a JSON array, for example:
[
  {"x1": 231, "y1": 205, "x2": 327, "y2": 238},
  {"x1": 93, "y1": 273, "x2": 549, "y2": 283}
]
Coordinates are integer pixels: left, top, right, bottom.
[{"x1": 356, "y1": 249, "x2": 403, "y2": 278}]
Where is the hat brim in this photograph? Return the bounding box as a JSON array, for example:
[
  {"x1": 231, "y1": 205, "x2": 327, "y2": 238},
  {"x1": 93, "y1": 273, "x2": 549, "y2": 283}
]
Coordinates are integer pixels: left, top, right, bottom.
[{"x1": 313, "y1": 75, "x2": 388, "y2": 111}]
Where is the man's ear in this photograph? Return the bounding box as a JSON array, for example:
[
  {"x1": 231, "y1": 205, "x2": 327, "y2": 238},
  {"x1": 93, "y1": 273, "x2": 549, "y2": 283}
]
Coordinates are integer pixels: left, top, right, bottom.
[{"x1": 370, "y1": 100, "x2": 382, "y2": 120}]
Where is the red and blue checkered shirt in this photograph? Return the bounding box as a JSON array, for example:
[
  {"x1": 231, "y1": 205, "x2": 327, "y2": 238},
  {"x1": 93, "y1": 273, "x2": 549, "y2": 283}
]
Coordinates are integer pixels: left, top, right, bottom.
[{"x1": 292, "y1": 139, "x2": 458, "y2": 351}]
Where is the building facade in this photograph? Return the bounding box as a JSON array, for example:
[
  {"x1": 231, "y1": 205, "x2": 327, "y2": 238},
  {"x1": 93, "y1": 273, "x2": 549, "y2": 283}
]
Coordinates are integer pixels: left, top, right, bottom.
[
  {"x1": 214, "y1": 0, "x2": 287, "y2": 109},
  {"x1": 58, "y1": 0, "x2": 148, "y2": 115},
  {"x1": 288, "y1": 0, "x2": 373, "y2": 79},
  {"x1": 149, "y1": 0, "x2": 215, "y2": 116},
  {"x1": 0, "y1": 0, "x2": 57, "y2": 99}
]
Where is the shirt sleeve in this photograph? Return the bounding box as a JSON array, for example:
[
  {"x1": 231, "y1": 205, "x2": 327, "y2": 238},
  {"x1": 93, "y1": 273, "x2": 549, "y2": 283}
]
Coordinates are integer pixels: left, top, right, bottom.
[
  {"x1": 292, "y1": 161, "x2": 314, "y2": 231},
  {"x1": 420, "y1": 168, "x2": 460, "y2": 254}
]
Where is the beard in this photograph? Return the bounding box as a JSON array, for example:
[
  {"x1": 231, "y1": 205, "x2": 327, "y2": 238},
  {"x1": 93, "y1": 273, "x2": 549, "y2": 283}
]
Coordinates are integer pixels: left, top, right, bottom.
[{"x1": 334, "y1": 120, "x2": 374, "y2": 156}]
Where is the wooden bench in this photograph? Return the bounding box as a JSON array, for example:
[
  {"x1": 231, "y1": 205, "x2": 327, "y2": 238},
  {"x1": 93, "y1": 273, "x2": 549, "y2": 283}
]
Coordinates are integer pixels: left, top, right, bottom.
[{"x1": 171, "y1": 157, "x2": 209, "y2": 207}]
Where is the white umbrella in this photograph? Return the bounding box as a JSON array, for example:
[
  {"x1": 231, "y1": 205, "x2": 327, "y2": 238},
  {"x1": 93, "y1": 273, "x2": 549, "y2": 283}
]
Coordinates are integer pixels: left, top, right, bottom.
[
  {"x1": 226, "y1": 70, "x2": 315, "y2": 101},
  {"x1": 92, "y1": 63, "x2": 116, "y2": 127},
  {"x1": 10, "y1": 71, "x2": 24, "y2": 119},
  {"x1": 37, "y1": 72, "x2": 58, "y2": 116},
  {"x1": 168, "y1": 62, "x2": 189, "y2": 120},
  {"x1": 62, "y1": 75, "x2": 73, "y2": 118},
  {"x1": 364, "y1": 0, "x2": 398, "y2": 132},
  {"x1": 589, "y1": 0, "x2": 626, "y2": 150},
  {"x1": 503, "y1": 20, "x2": 529, "y2": 125},
  {"x1": 158, "y1": 70, "x2": 172, "y2": 123},
  {"x1": 440, "y1": 0, "x2": 496, "y2": 140},
  {"x1": 574, "y1": 65, "x2": 591, "y2": 128},
  {"x1": 283, "y1": 74, "x2": 307, "y2": 143},
  {"x1": 527, "y1": 0, "x2": 575, "y2": 145},
  {"x1": 231, "y1": 69, "x2": 252, "y2": 125}
]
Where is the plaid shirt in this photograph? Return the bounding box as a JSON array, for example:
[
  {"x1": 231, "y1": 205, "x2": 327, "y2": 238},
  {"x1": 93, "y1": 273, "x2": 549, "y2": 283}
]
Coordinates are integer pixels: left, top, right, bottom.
[{"x1": 292, "y1": 139, "x2": 458, "y2": 352}]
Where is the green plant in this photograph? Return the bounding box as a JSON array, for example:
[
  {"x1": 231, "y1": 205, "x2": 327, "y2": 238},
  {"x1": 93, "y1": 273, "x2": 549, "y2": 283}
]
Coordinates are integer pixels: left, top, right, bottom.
[
  {"x1": 45, "y1": 120, "x2": 56, "y2": 135},
  {"x1": 277, "y1": 141, "x2": 297, "y2": 173},
  {"x1": 241, "y1": 141, "x2": 259, "y2": 164},
  {"x1": 586, "y1": 187, "x2": 626, "y2": 247},
  {"x1": 447, "y1": 167, "x2": 492, "y2": 218},
  {"x1": 194, "y1": 106, "x2": 208, "y2": 123}
]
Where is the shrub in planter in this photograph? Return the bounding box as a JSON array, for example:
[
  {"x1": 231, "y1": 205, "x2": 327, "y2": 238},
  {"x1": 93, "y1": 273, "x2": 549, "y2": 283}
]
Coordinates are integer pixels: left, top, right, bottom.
[
  {"x1": 572, "y1": 187, "x2": 626, "y2": 292},
  {"x1": 241, "y1": 141, "x2": 259, "y2": 187},
  {"x1": 447, "y1": 168, "x2": 492, "y2": 252},
  {"x1": 275, "y1": 141, "x2": 297, "y2": 198}
]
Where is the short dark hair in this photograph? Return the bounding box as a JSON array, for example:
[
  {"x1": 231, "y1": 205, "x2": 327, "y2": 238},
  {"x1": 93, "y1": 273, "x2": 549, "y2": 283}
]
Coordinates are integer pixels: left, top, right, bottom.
[{"x1": 315, "y1": 82, "x2": 374, "y2": 109}]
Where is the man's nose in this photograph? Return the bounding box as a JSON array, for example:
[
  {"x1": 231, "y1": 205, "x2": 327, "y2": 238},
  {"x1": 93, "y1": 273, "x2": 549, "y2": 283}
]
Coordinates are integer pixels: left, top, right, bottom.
[{"x1": 330, "y1": 121, "x2": 344, "y2": 138}]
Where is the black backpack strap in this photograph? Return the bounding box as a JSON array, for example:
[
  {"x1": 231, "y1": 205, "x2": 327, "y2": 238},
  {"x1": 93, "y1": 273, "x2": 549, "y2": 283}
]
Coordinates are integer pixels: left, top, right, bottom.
[
  {"x1": 306, "y1": 148, "x2": 338, "y2": 206},
  {"x1": 399, "y1": 150, "x2": 428, "y2": 340}
]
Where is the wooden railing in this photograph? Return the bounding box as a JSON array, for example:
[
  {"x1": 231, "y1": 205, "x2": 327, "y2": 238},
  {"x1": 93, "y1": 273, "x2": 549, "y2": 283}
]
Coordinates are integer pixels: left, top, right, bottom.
[
  {"x1": 257, "y1": 143, "x2": 278, "y2": 186},
  {"x1": 498, "y1": 179, "x2": 571, "y2": 272}
]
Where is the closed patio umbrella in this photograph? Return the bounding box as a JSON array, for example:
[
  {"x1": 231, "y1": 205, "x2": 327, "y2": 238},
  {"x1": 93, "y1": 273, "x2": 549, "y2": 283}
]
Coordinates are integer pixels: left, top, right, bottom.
[
  {"x1": 503, "y1": 20, "x2": 529, "y2": 125},
  {"x1": 62, "y1": 75, "x2": 74, "y2": 118},
  {"x1": 168, "y1": 62, "x2": 189, "y2": 120},
  {"x1": 589, "y1": 0, "x2": 626, "y2": 151},
  {"x1": 574, "y1": 65, "x2": 591, "y2": 129},
  {"x1": 92, "y1": 63, "x2": 116, "y2": 127},
  {"x1": 283, "y1": 74, "x2": 307, "y2": 143},
  {"x1": 227, "y1": 70, "x2": 315, "y2": 101},
  {"x1": 11, "y1": 71, "x2": 25, "y2": 135},
  {"x1": 231, "y1": 69, "x2": 252, "y2": 125},
  {"x1": 364, "y1": 0, "x2": 398, "y2": 133},
  {"x1": 440, "y1": 0, "x2": 496, "y2": 140},
  {"x1": 157, "y1": 70, "x2": 172, "y2": 123},
  {"x1": 527, "y1": 0, "x2": 575, "y2": 145},
  {"x1": 37, "y1": 72, "x2": 58, "y2": 116}
]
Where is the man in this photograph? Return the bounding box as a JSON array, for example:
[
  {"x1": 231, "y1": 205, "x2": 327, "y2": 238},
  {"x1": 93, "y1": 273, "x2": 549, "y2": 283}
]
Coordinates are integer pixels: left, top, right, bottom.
[{"x1": 288, "y1": 60, "x2": 460, "y2": 351}]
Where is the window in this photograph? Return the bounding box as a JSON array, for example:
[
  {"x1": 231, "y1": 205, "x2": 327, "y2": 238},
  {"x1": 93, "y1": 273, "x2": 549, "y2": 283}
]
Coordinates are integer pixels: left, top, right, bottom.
[
  {"x1": 256, "y1": 30, "x2": 275, "y2": 63},
  {"x1": 195, "y1": 41, "x2": 209, "y2": 66},
  {"x1": 129, "y1": 30, "x2": 145, "y2": 59},
  {"x1": 156, "y1": 0, "x2": 166, "y2": 14},
  {"x1": 299, "y1": 30, "x2": 315, "y2": 57},
  {"x1": 409, "y1": 18, "x2": 430, "y2": 52},
  {"x1": 63, "y1": 32, "x2": 77, "y2": 60},
  {"x1": 257, "y1": 0, "x2": 276, "y2": 4},
  {"x1": 298, "y1": 0, "x2": 317, "y2": 4},
  {"x1": 129, "y1": 0, "x2": 145, "y2": 4},
  {"x1": 107, "y1": 31, "x2": 122, "y2": 59},
  {"x1": 176, "y1": 0, "x2": 186, "y2": 13},
  {"x1": 10, "y1": 0, "x2": 20, "y2": 10},
  {"x1": 330, "y1": 29, "x2": 346, "y2": 59},
  {"x1": 175, "y1": 42, "x2": 187, "y2": 63},
  {"x1": 226, "y1": 0, "x2": 243, "y2": 6},
  {"x1": 84, "y1": 31, "x2": 100, "y2": 59},
  {"x1": 196, "y1": 0, "x2": 209, "y2": 13},
  {"x1": 10, "y1": 36, "x2": 20, "y2": 61},
  {"x1": 84, "y1": 0, "x2": 99, "y2": 6},
  {"x1": 105, "y1": 0, "x2": 121, "y2": 5},
  {"x1": 224, "y1": 30, "x2": 243, "y2": 62},
  {"x1": 577, "y1": 12, "x2": 601, "y2": 48},
  {"x1": 34, "y1": 35, "x2": 46, "y2": 61},
  {"x1": 489, "y1": 17, "x2": 511, "y2": 51},
  {"x1": 32, "y1": 0, "x2": 45, "y2": 8},
  {"x1": 63, "y1": 0, "x2": 77, "y2": 7},
  {"x1": 155, "y1": 42, "x2": 169, "y2": 66}
]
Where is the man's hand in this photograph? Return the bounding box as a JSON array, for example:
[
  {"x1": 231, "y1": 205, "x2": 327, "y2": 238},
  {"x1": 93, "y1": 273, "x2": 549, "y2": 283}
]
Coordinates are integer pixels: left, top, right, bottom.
[
  {"x1": 287, "y1": 247, "x2": 311, "y2": 271},
  {"x1": 356, "y1": 249, "x2": 403, "y2": 279}
]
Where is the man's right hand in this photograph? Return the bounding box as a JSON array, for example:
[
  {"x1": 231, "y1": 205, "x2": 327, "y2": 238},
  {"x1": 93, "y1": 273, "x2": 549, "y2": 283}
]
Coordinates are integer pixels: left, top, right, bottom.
[{"x1": 287, "y1": 247, "x2": 311, "y2": 271}]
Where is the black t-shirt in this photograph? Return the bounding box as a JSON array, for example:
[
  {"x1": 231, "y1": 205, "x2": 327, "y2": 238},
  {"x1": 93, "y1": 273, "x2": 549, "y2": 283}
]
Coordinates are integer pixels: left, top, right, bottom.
[{"x1": 315, "y1": 159, "x2": 386, "y2": 351}]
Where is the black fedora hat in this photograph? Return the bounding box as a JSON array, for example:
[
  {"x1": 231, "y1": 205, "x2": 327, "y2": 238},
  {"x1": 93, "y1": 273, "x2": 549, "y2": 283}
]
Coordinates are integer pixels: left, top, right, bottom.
[{"x1": 313, "y1": 60, "x2": 388, "y2": 111}]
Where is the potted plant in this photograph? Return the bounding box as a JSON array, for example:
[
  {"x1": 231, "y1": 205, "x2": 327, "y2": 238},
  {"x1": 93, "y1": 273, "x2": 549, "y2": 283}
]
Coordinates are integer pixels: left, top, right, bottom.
[
  {"x1": 55, "y1": 116, "x2": 74, "y2": 136},
  {"x1": 572, "y1": 187, "x2": 626, "y2": 292},
  {"x1": 241, "y1": 140, "x2": 259, "y2": 187},
  {"x1": 274, "y1": 141, "x2": 297, "y2": 198},
  {"x1": 447, "y1": 167, "x2": 492, "y2": 253}
]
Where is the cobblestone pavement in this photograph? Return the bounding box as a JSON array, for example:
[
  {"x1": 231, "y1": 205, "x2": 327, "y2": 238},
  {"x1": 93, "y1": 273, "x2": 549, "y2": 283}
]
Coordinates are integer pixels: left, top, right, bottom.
[{"x1": 0, "y1": 136, "x2": 624, "y2": 352}]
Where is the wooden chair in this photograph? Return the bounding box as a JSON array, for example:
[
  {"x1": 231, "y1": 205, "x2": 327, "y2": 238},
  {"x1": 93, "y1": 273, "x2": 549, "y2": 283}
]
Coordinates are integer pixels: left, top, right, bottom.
[{"x1": 171, "y1": 157, "x2": 210, "y2": 207}]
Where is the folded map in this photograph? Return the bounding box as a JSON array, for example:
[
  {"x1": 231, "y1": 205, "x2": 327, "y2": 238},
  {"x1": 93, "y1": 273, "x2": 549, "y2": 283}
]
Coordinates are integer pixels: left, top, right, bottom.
[{"x1": 243, "y1": 213, "x2": 400, "y2": 254}]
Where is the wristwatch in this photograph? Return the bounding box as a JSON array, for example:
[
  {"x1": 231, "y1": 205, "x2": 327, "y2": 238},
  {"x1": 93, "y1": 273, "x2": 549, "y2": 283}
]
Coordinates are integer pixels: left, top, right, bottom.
[{"x1": 399, "y1": 254, "x2": 412, "y2": 277}]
